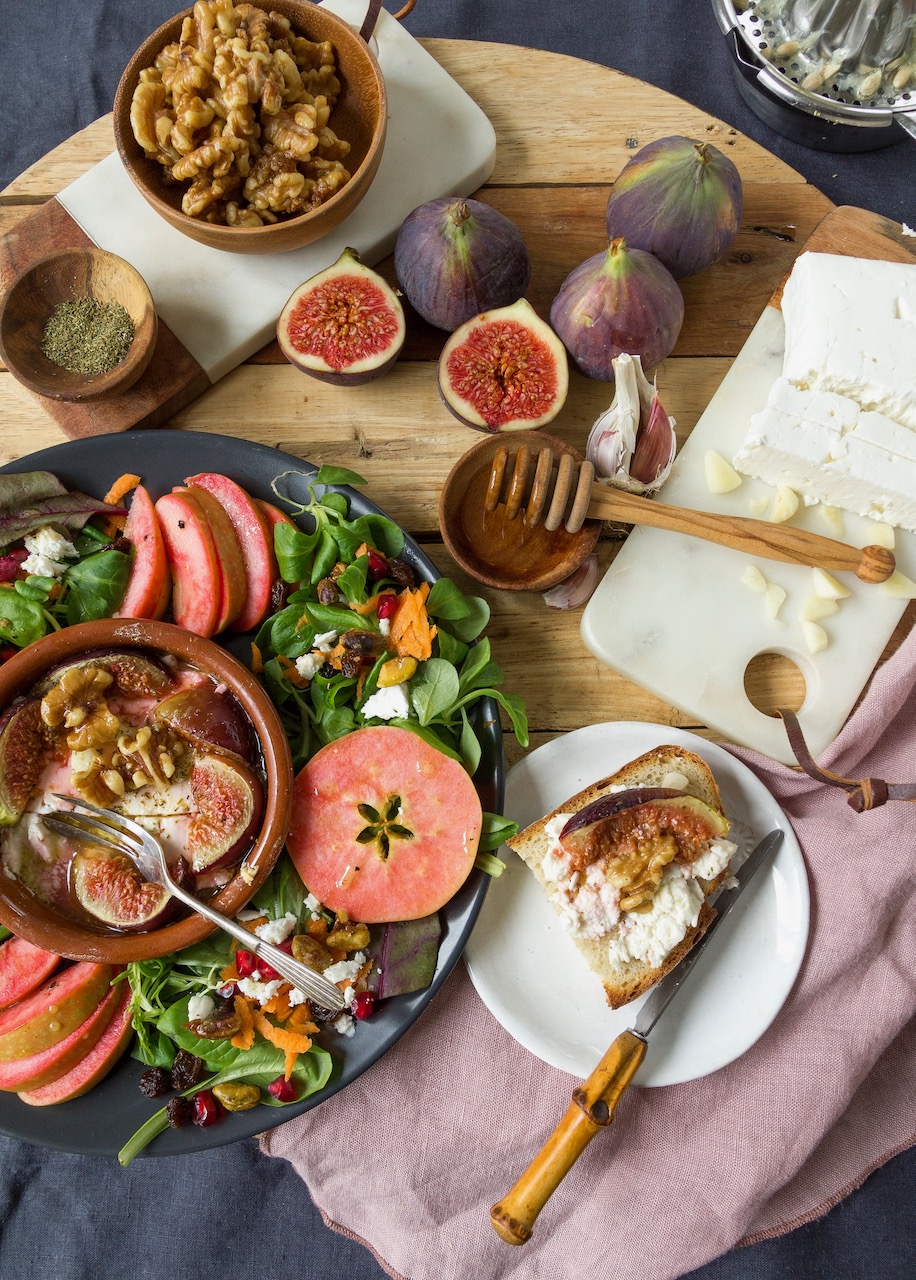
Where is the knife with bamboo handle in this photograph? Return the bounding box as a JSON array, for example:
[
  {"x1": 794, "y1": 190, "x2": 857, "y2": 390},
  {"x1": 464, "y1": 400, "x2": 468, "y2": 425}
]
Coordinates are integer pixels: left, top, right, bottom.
[{"x1": 490, "y1": 828, "x2": 785, "y2": 1245}]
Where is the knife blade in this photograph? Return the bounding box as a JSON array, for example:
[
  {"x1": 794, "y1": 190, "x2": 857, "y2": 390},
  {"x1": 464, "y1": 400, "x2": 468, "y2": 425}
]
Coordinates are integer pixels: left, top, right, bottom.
[
  {"x1": 491, "y1": 827, "x2": 785, "y2": 1246},
  {"x1": 632, "y1": 827, "x2": 784, "y2": 1038}
]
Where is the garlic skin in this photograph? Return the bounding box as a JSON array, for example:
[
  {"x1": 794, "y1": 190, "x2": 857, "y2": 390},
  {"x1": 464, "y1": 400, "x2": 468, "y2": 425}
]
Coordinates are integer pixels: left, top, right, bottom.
[
  {"x1": 585, "y1": 353, "x2": 676, "y2": 494},
  {"x1": 542, "y1": 553, "x2": 600, "y2": 610}
]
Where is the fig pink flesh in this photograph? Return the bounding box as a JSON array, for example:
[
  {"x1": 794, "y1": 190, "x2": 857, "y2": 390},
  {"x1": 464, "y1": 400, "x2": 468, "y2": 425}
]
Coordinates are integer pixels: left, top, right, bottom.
[{"x1": 285, "y1": 272, "x2": 401, "y2": 371}]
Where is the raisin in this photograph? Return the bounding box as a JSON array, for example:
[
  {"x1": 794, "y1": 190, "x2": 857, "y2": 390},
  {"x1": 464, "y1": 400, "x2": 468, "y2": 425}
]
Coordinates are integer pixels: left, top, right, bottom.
[
  {"x1": 388, "y1": 558, "x2": 416, "y2": 588},
  {"x1": 269, "y1": 578, "x2": 289, "y2": 613},
  {"x1": 166, "y1": 1096, "x2": 194, "y2": 1129},
  {"x1": 138, "y1": 1067, "x2": 171, "y2": 1099},
  {"x1": 342, "y1": 629, "x2": 386, "y2": 658},
  {"x1": 171, "y1": 1048, "x2": 206, "y2": 1091},
  {"x1": 318, "y1": 661, "x2": 337, "y2": 679}
]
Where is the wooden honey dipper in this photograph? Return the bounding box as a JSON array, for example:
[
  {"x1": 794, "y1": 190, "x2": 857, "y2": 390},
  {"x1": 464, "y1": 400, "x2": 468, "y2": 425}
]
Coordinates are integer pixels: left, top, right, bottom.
[{"x1": 485, "y1": 437, "x2": 896, "y2": 584}]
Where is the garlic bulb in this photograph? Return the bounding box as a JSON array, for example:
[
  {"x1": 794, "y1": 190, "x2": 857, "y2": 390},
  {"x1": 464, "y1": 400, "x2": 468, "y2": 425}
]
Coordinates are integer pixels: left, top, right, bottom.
[{"x1": 585, "y1": 353, "x2": 676, "y2": 494}]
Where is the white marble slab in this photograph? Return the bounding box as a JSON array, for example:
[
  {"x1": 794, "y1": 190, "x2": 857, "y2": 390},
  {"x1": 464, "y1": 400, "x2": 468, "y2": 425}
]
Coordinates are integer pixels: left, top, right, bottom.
[
  {"x1": 581, "y1": 305, "x2": 915, "y2": 764},
  {"x1": 57, "y1": 0, "x2": 496, "y2": 382}
]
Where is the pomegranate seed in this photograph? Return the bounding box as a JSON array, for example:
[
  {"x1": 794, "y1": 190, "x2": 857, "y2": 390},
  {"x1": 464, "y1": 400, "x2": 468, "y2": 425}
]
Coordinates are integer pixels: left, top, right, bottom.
[
  {"x1": 192, "y1": 1090, "x2": 223, "y2": 1128},
  {"x1": 351, "y1": 991, "x2": 375, "y2": 1020},
  {"x1": 277, "y1": 938, "x2": 294, "y2": 954},
  {"x1": 376, "y1": 594, "x2": 398, "y2": 621},
  {"x1": 367, "y1": 549, "x2": 389, "y2": 580},
  {"x1": 235, "y1": 949, "x2": 257, "y2": 978},
  {"x1": 256, "y1": 957, "x2": 281, "y2": 982},
  {"x1": 268, "y1": 1077, "x2": 297, "y2": 1102},
  {"x1": 215, "y1": 982, "x2": 237, "y2": 999}
]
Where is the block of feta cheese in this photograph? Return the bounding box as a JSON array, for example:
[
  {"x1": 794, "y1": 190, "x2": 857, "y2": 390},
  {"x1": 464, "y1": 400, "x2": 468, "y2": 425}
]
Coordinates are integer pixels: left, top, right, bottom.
[
  {"x1": 780, "y1": 252, "x2": 916, "y2": 430},
  {"x1": 733, "y1": 377, "x2": 916, "y2": 532}
]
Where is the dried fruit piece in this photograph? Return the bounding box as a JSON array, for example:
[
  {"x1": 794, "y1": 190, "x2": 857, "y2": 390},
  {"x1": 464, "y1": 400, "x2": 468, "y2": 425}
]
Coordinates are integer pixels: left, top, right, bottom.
[
  {"x1": 394, "y1": 197, "x2": 531, "y2": 332},
  {"x1": 437, "y1": 298, "x2": 568, "y2": 432},
  {"x1": 277, "y1": 247, "x2": 405, "y2": 385},
  {"x1": 604, "y1": 136, "x2": 743, "y2": 279},
  {"x1": 549, "y1": 239, "x2": 684, "y2": 381}
]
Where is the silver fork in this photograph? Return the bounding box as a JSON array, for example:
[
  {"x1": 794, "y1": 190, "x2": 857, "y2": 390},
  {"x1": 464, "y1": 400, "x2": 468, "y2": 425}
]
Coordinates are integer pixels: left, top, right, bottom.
[{"x1": 45, "y1": 794, "x2": 345, "y2": 1014}]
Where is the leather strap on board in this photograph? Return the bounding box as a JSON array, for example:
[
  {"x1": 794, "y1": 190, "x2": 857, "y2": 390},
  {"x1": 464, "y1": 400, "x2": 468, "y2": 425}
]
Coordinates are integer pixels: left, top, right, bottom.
[{"x1": 776, "y1": 709, "x2": 916, "y2": 813}]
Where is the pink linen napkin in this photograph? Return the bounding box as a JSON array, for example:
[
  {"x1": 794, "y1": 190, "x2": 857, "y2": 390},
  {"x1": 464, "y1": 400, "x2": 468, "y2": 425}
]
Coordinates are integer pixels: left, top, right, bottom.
[{"x1": 262, "y1": 624, "x2": 916, "y2": 1280}]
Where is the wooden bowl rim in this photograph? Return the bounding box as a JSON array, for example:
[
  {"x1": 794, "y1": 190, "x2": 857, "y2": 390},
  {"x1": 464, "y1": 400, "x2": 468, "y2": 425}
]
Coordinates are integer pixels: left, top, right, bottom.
[
  {"x1": 112, "y1": 0, "x2": 388, "y2": 251},
  {"x1": 0, "y1": 619, "x2": 293, "y2": 963},
  {"x1": 0, "y1": 247, "x2": 157, "y2": 402},
  {"x1": 439, "y1": 430, "x2": 603, "y2": 592}
]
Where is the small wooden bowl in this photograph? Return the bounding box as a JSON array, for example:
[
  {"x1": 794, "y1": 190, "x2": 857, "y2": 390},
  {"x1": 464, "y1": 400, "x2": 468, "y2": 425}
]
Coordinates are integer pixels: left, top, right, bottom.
[
  {"x1": 113, "y1": 1, "x2": 387, "y2": 255},
  {"x1": 0, "y1": 619, "x2": 293, "y2": 964},
  {"x1": 0, "y1": 248, "x2": 157, "y2": 402},
  {"x1": 439, "y1": 432, "x2": 602, "y2": 592}
]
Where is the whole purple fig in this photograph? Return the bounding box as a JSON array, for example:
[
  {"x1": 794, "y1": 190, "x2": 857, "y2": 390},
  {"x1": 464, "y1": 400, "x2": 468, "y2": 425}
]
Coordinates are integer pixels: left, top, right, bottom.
[
  {"x1": 394, "y1": 197, "x2": 531, "y2": 332},
  {"x1": 605, "y1": 136, "x2": 743, "y2": 279},
  {"x1": 549, "y1": 239, "x2": 684, "y2": 381}
]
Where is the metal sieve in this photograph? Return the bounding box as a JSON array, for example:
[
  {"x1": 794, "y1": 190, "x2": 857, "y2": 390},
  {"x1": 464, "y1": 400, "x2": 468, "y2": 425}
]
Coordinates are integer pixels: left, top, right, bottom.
[{"x1": 712, "y1": 0, "x2": 916, "y2": 148}]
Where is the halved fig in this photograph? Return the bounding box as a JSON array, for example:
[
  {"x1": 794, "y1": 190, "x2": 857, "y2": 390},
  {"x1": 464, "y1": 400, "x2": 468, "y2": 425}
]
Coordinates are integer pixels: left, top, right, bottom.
[
  {"x1": 560, "y1": 787, "x2": 684, "y2": 838},
  {"x1": 34, "y1": 650, "x2": 170, "y2": 700},
  {"x1": 277, "y1": 246, "x2": 406, "y2": 385},
  {"x1": 72, "y1": 850, "x2": 175, "y2": 931},
  {"x1": 0, "y1": 698, "x2": 45, "y2": 826},
  {"x1": 152, "y1": 684, "x2": 257, "y2": 766},
  {"x1": 560, "y1": 792, "x2": 729, "y2": 869},
  {"x1": 437, "y1": 298, "x2": 569, "y2": 432},
  {"x1": 186, "y1": 754, "x2": 263, "y2": 873}
]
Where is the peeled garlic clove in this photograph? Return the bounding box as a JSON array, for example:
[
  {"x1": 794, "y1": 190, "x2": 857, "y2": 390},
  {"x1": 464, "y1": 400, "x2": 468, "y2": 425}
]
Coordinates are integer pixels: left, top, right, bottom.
[
  {"x1": 812, "y1": 568, "x2": 851, "y2": 600},
  {"x1": 801, "y1": 620, "x2": 829, "y2": 654},
  {"x1": 740, "y1": 564, "x2": 767, "y2": 592},
  {"x1": 879, "y1": 569, "x2": 916, "y2": 599},
  {"x1": 705, "y1": 450, "x2": 742, "y2": 494},
  {"x1": 801, "y1": 594, "x2": 840, "y2": 622},
  {"x1": 542, "y1": 553, "x2": 600, "y2": 609},
  {"x1": 769, "y1": 486, "x2": 799, "y2": 523},
  {"x1": 861, "y1": 522, "x2": 895, "y2": 550},
  {"x1": 765, "y1": 582, "x2": 787, "y2": 621}
]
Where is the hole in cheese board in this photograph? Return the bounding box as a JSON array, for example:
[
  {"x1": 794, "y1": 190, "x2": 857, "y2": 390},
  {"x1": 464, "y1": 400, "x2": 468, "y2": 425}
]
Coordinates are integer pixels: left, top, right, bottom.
[{"x1": 743, "y1": 652, "x2": 807, "y2": 718}]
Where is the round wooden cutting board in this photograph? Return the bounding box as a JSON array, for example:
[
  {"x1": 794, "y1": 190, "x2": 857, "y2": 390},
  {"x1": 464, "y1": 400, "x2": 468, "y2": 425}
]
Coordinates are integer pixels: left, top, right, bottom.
[{"x1": 0, "y1": 39, "x2": 909, "y2": 758}]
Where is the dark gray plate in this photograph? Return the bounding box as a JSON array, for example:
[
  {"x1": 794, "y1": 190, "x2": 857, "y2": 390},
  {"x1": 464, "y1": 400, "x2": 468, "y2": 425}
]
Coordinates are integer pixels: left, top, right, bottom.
[{"x1": 0, "y1": 430, "x2": 503, "y2": 1157}]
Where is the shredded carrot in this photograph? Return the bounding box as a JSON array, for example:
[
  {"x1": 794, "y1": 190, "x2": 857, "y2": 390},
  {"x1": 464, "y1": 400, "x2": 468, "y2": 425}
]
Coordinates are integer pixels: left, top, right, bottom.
[
  {"x1": 262, "y1": 987, "x2": 292, "y2": 1021},
  {"x1": 103, "y1": 473, "x2": 141, "y2": 506},
  {"x1": 390, "y1": 581, "x2": 437, "y2": 661},
  {"x1": 231, "y1": 995, "x2": 255, "y2": 1051},
  {"x1": 283, "y1": 1049, "x2": 298, "y2": 1080},
  {"x1": 250, "y1": 643, "x2": 264, "y2": 675},
  {"x1": 287, "y1": 1004, "x2": 319, "y2": 1035},
  {"x1": 221, "y1": 961, "x2": 240, "y2": 982},
  {"x1": 252, "y1": 1011, "x2": 314, "y2": 1053},
  {"x1": 277, "y1": 653, "x2": 308, "y2": 688}
]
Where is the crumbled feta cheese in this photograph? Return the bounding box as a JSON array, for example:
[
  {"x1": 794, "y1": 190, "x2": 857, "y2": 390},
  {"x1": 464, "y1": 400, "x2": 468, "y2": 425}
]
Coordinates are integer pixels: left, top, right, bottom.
[
  {"x1": 303, "y1": 891, "x2": 322, "y2": 918},
  {"x1": 187, "y1": 993, "x2": 216, "y2": 1022},
  {"x1": 333, "y1": 1013, "x2": 356, "y2": 1037},
  {"x1": 287, "y1": 986, "x2": 310, "y2": 1007},
  {"x1": 360, "y1": 682, "x2": 411, "y2": 722},
  {"x1": 236, "y1": 977, "x2": 283, "y2": 1005},
  {"x1": 295, "y1": 652, "x2": 323, "y2": 681},
  {"x1": 254, "y1": 912, "x2": 297, "y2": 946},
  {"x1": 235, "y1": 907, "x2": 263, "y2": 922},
  {"x1": 660, "y1": 771, "x2": 690, "y2": 790},
  {"x1": 343, "y1": 985, "x2": 356, "y2": 1005},
  {"x1": 378, "y1": 617, "x2": 391, "y2": 636},
  {"x1": 21, "y1": 526, "x2": 78, "y2": 578},
  {"x1": 314, "y1": 630, "x2": 338, "y2": 650},
  {"x1": 323, "y1": 956, "x2": 363, "y2": 984}
]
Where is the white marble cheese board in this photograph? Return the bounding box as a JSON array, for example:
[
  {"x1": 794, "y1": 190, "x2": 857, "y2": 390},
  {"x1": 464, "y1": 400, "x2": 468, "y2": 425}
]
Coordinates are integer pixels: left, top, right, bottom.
[{"x1": 581, "y1": 217, "x2": 915, "y2": 765}]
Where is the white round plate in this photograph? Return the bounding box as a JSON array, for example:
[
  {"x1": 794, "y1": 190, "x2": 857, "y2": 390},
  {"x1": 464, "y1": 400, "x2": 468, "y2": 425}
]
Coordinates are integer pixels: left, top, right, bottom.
[{"x1": 464, "y1": 723, "x2": 809, "y2": 1086}]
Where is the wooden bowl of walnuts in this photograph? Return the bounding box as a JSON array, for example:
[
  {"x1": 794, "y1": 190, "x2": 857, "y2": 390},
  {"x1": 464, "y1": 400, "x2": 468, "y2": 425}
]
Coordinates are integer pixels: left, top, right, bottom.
[{"x1": 112, "y1": 0, "x2": 388, "y2": 255}]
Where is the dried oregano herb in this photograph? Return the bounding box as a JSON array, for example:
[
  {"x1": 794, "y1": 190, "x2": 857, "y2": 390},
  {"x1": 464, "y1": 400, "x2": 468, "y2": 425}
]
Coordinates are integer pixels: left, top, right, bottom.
[{"x1": 41, "y1": 296, "x2": 134, "y2": 376}]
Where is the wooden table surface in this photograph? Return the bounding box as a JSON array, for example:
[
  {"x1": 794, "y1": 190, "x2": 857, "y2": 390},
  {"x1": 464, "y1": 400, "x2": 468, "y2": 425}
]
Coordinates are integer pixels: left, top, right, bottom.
[{"x1": 3, "y1": 38, "x2": 905, "y2": 768}]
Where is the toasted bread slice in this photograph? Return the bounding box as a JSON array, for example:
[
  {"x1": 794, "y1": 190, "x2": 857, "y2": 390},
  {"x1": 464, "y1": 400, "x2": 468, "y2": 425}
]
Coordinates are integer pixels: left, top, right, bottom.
[{"x1": 508, "y1": 746, "x2": 733, "y2": 1009}]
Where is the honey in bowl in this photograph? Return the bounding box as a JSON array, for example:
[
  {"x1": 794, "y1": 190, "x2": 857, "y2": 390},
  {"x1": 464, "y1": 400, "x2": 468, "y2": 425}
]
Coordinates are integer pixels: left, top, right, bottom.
[{"x1": 0, "y1": 647, "x2": 264, "y2": 934}]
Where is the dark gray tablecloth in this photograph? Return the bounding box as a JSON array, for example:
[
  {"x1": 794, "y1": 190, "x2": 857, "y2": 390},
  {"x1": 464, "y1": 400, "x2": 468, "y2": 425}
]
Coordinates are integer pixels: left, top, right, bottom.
[{"x1": 1, "y1": 4, "x2": 914, "y2": 1278}]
